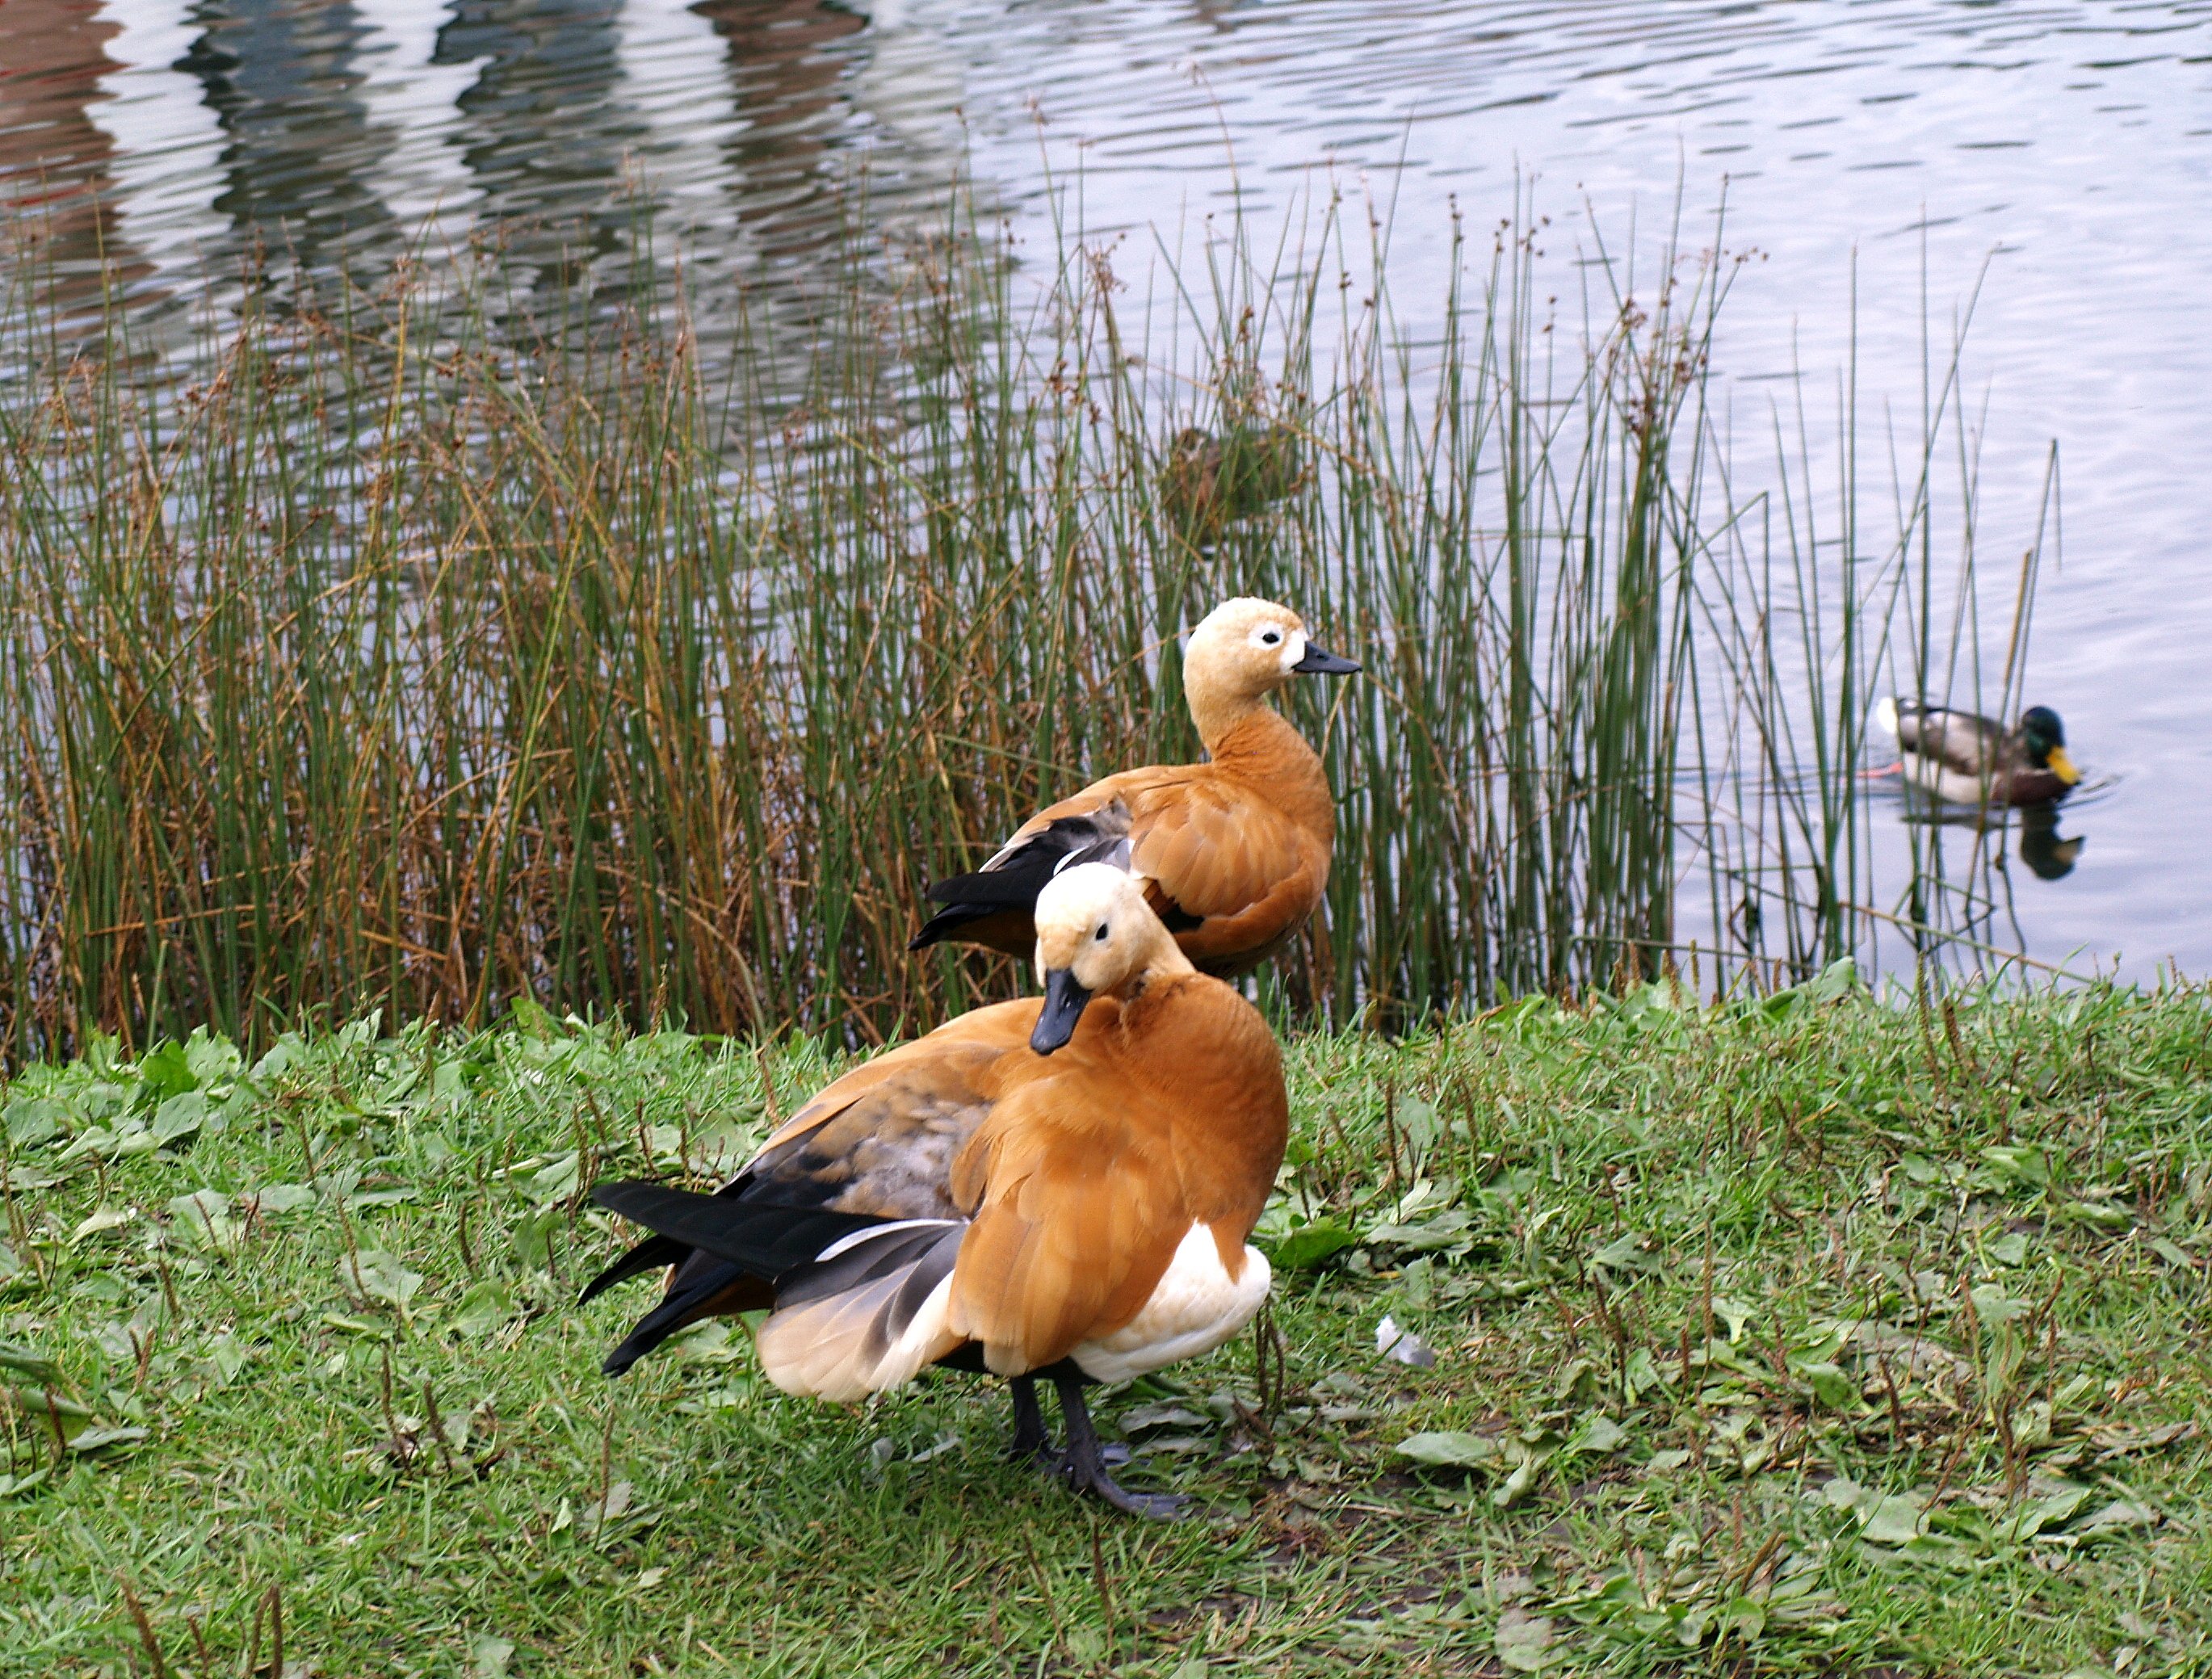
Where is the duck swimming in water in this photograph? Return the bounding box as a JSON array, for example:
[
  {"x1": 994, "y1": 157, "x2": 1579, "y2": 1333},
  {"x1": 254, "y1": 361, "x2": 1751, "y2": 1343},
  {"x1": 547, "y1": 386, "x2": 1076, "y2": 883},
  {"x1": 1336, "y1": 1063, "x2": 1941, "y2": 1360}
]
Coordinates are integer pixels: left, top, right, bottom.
[{"x1": 1874, "y1": 698, "x2": 2081, "y2": 807}]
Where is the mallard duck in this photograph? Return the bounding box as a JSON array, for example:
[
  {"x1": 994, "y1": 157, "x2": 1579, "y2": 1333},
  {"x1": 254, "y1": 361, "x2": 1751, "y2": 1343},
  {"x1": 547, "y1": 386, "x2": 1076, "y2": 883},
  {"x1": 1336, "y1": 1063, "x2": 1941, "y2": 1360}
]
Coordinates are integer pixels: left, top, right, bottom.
[
  {"x1": 584, "y1": 864, "x2": 1289, "y2": 1519},
  {"x1": 1874, "y1": 698, "x2": 2081, "y2": 807},
  {"x1": 909, "y1": 596, "x2": 1358, "y2": 974}
]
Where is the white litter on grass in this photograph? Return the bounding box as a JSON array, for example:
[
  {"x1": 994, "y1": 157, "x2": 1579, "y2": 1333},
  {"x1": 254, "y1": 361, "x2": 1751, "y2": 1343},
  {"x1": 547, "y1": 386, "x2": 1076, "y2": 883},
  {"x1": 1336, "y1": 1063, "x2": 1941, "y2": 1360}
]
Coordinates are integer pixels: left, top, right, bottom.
[{"x1": 1376, "y1": 1314, "x2": 1438, "y2": 1368}]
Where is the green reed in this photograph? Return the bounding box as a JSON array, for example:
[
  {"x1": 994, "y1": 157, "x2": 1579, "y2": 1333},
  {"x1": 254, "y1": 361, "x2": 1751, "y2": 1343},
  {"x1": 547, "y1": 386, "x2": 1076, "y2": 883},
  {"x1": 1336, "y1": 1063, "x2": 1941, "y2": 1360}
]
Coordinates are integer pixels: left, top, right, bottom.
[{"x1": 0, "y1": 183, "x2": 2039, "y2": 1059}]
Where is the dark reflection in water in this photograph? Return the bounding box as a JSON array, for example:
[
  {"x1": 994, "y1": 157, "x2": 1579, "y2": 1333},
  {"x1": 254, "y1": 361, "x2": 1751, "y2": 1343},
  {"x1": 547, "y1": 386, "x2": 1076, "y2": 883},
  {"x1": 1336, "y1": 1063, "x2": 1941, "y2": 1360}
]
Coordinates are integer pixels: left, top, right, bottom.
[
  {"x1": 0, "y1": 0, "x2": 136, "y2": 304},
  {"x1": 694, "y1": 0, "x2": 867, "y2": 258},
  {"x1": 180, "y1": 0, "x2": 394, "y2": 275},
  {"x1": 433, "y1": 0, "x2": 632, "y2": 264},
  {"x1": 2018, "y1": 805, "x2": 2086, "y2": 884}
]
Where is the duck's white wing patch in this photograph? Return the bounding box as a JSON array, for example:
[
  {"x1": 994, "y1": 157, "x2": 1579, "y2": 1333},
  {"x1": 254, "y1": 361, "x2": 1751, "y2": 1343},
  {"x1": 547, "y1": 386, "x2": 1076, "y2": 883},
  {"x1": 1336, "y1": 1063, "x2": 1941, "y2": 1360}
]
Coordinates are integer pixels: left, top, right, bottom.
[
  {"x1": 754, "y1": 1221, "x2": 966, "y2": 1403},
  {"x1": 1070, "y1": 1222, "x2": 1272, "y2": 1386}
]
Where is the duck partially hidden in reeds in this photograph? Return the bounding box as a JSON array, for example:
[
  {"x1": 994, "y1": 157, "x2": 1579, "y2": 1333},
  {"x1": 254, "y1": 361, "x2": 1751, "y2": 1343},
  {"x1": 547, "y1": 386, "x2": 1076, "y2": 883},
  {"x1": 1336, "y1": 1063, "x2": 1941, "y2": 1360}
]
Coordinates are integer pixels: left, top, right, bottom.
[
  {"x1": 583, "y1": 864, "x2": 1289, "y2": 1518},
  {"x1": 909, "y1": 597, "x2": 1358, "y2": 974},
  {"x1": 1159, "y1": 424, "x2": 1303, "y2": 542},
  {"x1": 1874, "y1": 698, "x2": 2082, "y2": 808}
]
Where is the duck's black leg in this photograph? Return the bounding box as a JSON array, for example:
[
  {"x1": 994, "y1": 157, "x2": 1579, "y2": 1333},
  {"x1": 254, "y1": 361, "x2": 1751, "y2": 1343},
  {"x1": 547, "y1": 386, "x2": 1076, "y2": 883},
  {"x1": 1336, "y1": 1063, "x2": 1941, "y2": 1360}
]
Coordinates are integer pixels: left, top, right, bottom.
[
  {"x1": 1007, "y1": 1375, "x2": 1053, "y2": 1463},
  {"x1": 1051, "y1": 1374, "x2": 1189, "y2": 1521}
]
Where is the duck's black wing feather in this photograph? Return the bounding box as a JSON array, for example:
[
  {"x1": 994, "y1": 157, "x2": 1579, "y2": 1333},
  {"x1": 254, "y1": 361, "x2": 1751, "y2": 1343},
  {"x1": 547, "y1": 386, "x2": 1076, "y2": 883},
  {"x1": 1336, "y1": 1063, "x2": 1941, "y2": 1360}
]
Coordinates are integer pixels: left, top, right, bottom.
[
  {"x1": 590, "y1": 1181, "x2": 887, "y2": 1280},
  {"x1": 909, "y1": 804, "x2": 1132, "y2": 950}
]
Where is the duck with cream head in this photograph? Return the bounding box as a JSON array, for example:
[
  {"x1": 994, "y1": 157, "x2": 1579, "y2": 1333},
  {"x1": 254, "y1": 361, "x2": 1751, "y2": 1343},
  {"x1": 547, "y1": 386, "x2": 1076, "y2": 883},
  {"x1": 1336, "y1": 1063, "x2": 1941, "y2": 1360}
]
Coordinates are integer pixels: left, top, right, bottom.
[
  {"x1": 909, "y1": 596, "x2": 1358, "y2": 975},
  {"x1": 583, "y1": 864, "x2": 1290, "y2": 1518}
]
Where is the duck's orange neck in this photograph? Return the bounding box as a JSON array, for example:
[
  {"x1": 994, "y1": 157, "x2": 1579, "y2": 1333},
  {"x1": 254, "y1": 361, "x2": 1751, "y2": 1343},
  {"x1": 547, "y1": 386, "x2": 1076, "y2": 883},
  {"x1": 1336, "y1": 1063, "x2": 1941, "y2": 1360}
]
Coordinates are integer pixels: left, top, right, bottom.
[{"x1": 1202, "y1": 707, "x2": 1334, "y2": 837}]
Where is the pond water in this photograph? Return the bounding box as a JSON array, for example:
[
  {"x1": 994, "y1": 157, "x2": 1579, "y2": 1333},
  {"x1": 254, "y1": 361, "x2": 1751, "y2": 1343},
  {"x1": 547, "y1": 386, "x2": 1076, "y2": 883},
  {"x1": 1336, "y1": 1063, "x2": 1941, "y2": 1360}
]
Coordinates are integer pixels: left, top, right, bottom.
[{"x1": 5, "y1": 0, "x2": 2208, "y2": 985}]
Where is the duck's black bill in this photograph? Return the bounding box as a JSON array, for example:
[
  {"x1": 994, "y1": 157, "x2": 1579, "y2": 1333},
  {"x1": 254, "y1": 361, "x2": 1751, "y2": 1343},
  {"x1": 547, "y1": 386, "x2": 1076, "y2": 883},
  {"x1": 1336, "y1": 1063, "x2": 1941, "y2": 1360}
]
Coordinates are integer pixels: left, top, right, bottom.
[
  {"x1": 1292, "y1": 643, "x2": 1360, "y2": 675},
  {"x1": 1030, "y1": 969, "x2": 1092, "y2": 1055}
]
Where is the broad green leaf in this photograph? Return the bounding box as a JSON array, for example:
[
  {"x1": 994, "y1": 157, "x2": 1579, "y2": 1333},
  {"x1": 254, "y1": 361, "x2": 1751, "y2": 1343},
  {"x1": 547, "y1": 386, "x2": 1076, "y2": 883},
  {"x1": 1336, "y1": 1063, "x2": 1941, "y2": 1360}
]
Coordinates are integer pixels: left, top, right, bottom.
[
  {"x1": 1980, "y1": 1145, "x2": 2050, "y2": 1188},
  {"x1": 65, "y1": 1423, "x2": 149, "y2": 1453},
  {"x1": 0, "y1": 1243, "x2": 19, "y2": 1286},
  {"x1": 134, "y1": 1040, "x2": 196, "y2": 1102},
  {"x1": 1262, "y1": 1216, "x2": 1358, "y2": 1272},
  {"x1": 1395, "y1": 1097, "x2": 1440, "y2": 1157},
  {"x1": 1798, "y1": 1362, "x2": 1860, "y2": 1410},
  {"x1": 168, "y1": 1188, "x2": 230, "y2": 1227},
  {"x1": 1622, "y1": 1347, "x2": 1665, "y2": 1400},
  {"x1": 527, "y1": 1152, "x2": 580, "y2": 1205},
  {"x1": 1367, "y1": 1208, "x2": 1474, "y2": 1253},
  {"x1": 513, "y1": 1204, "x2": 562, "y2": 1270},
  {"x1": 201, "y1": 1330, "x2": 249, "y2": 1387},
  {"x1": 1569, "y1": 1415, "x2": 1630, "y2": 1456},
  {"x1": 346, "y1": 1186, "x2": 418, "y2": 1211},
  {"x1": 2072, "y1": 1496, "x2": 2156, "y2": 1536},
  {"x1": 2010, "y1": 1482, "x2": 2092, "y2": 1540},
  {"x1": 1710, "y1": 1297, "x2": 1756, "y2": 1343},
  {"x1": 151, "y1": 1091, "x2": 208, "y2": 1146},
  {"x1": 5, "y1": 1098, "x2": 62, "y2": 1148},
  {"x1": 1857, "y1": 1492, "x2": 1927, "y2": 1545},
  {"x1": 249, "y1": 1184, "x2": 320, "y2": 1216},
  {"x1": 69, "y1": 1207, "x2": 134, "y2": 1243},
  {"x1": 1806, "y1": 956, "x2": 1862, "y2": 1002},
  {"x1": 1493, "y1": 1450, "x2": 1542, "y2": 1509},
  {"x1": 341, "y1": 1249, "x2": 423, "y2": 1310},
  {"x1": 183, "y1": 1026, "x2": 242, "y2": 1086},
  {"x1": 1590, "y1": 1232, "x2": 1657, "y2": 1274},
  {"x1": 451, "y1": 1279, "x2": 518, "y2": 1339},
  {"x1": 249, "y1": 1035, "x2": 305, "y2": 1081},
  {"x1": 1968, "y1": 1284, "x2": 2031, "y2": 1324},
  {"x1": 4, "y1": 1385, "x2": 94, "y2": 1419},
  {"x1": 0, "y1": 1342, "x2": 64, "y2": 1385},
  {"x1": 1494, "y1": 1606, "x2": 1555, "y2": 1671},
  {"x1": 167, "y1": 1189, "x2": 240, "y2": 1249},
  {"x1": 1396, "y1": 1430, "x2": 1502, "y2": 1469}
]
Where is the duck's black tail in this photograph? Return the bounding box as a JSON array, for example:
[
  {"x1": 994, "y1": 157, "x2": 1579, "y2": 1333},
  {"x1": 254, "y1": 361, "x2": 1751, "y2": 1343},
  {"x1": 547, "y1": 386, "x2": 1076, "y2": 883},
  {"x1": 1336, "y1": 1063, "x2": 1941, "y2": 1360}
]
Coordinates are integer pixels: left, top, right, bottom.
[{"x1": 581, "y1": 1182, "x2": 890, "y2": 1376}]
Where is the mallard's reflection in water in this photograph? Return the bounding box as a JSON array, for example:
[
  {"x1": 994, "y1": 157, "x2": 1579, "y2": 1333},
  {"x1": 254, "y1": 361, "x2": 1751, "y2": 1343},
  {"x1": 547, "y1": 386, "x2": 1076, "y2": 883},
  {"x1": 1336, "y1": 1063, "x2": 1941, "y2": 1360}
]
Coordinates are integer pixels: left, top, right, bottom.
[{"x1": 2018, "y1": 804, "x2": 2086, "y2": 884}]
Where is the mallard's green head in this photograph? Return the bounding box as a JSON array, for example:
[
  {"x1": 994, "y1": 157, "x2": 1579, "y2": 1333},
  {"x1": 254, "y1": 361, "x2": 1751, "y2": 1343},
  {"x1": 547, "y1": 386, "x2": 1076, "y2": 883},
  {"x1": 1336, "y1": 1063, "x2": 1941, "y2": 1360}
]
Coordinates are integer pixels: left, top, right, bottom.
[{"x1": 2020, "y1": 706, "x2": 2080, "y2": 787}]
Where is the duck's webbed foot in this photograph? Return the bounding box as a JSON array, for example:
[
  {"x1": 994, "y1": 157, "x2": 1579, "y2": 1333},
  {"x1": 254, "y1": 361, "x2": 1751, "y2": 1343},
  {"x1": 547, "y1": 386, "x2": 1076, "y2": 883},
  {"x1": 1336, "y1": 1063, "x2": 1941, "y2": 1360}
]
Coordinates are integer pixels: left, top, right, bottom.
[{"x1": 1050, "y1": 1375, "x2": 1189, "y2": 1521}]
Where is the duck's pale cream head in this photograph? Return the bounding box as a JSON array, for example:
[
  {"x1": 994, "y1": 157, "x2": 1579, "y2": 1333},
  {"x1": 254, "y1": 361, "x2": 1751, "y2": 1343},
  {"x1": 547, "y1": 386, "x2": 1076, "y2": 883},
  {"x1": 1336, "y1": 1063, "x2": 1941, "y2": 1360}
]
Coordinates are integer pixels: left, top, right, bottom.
[
  {"x1": 1181, "y1": 597, "x2": 1358, "y2": 745},
  {"x1": 1028, "y1": 863, "x2": 1190, "y2": 1054}
]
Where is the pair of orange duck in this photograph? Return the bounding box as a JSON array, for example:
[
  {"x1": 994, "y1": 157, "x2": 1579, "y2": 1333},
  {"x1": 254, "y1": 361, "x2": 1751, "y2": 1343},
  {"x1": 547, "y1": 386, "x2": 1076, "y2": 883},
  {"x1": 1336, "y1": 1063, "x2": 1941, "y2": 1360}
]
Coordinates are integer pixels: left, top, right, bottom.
[{"x1": 582, "y1": 599, "x2": 1358, "y2": 1517}]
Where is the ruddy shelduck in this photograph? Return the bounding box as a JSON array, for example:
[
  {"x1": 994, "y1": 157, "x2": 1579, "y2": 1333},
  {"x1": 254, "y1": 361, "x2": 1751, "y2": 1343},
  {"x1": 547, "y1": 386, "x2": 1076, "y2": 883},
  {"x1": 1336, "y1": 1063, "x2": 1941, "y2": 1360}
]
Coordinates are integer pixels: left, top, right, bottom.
[
  {"x1": 909, "y1": 596, "x2": 1358, "y2": 974},
  {"x1": 582, "y1": 864, "x2": 1291, "y2": 1517}
]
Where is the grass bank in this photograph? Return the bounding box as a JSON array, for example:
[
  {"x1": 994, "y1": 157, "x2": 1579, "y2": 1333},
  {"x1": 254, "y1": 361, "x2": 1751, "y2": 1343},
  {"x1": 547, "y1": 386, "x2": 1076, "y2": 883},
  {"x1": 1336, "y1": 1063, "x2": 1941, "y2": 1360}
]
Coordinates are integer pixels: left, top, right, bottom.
[{"x1": 2, "y1": 980, "x2": 2208, "y2": 1676}]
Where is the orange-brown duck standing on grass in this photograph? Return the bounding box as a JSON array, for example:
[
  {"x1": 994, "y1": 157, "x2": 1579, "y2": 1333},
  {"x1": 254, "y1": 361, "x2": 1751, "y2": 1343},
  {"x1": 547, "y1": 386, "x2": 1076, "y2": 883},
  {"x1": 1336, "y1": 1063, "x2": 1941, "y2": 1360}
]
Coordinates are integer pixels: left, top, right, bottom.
[
  {"x1": 909, "y1": 596, "x2": 1358, "y2": 974},
  {"x1": 582, "y1": 864, "x2": 1291, "y2": 1517}
]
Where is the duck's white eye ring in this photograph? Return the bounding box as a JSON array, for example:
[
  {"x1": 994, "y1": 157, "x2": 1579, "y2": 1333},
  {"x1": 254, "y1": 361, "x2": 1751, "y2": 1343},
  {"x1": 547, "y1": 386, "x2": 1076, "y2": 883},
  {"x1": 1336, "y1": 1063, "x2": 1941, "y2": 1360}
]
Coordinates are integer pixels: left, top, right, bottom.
[
  {"x1": 1261, "y1": 630, "x2": 1282, "y2": 645},
  {"x1": 1095, "y1": 923, "x2": 1110, "y2": 941}
]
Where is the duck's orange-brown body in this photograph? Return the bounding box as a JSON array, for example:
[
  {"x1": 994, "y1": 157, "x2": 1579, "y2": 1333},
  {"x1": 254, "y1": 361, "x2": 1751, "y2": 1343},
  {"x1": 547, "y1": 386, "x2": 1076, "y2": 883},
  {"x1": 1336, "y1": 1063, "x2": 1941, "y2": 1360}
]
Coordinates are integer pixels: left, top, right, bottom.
[
  {"x1": 909, "y1": 598, "x2": 1355, "y2": 973},
  {"x1": 586, "y1": 888, "x2": 1289, "y2": 1403},
  {"x1": 952, "y1": 708, "x2": 1333, "y2": 974}
]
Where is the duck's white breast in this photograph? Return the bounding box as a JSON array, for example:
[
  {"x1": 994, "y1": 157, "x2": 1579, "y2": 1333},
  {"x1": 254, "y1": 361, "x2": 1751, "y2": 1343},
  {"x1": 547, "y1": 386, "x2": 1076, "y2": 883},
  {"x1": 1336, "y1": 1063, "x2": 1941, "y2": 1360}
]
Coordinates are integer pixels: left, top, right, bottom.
[{"x1": 1071, "y1": 1222, "x2": 1273, "y2": 1386}]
